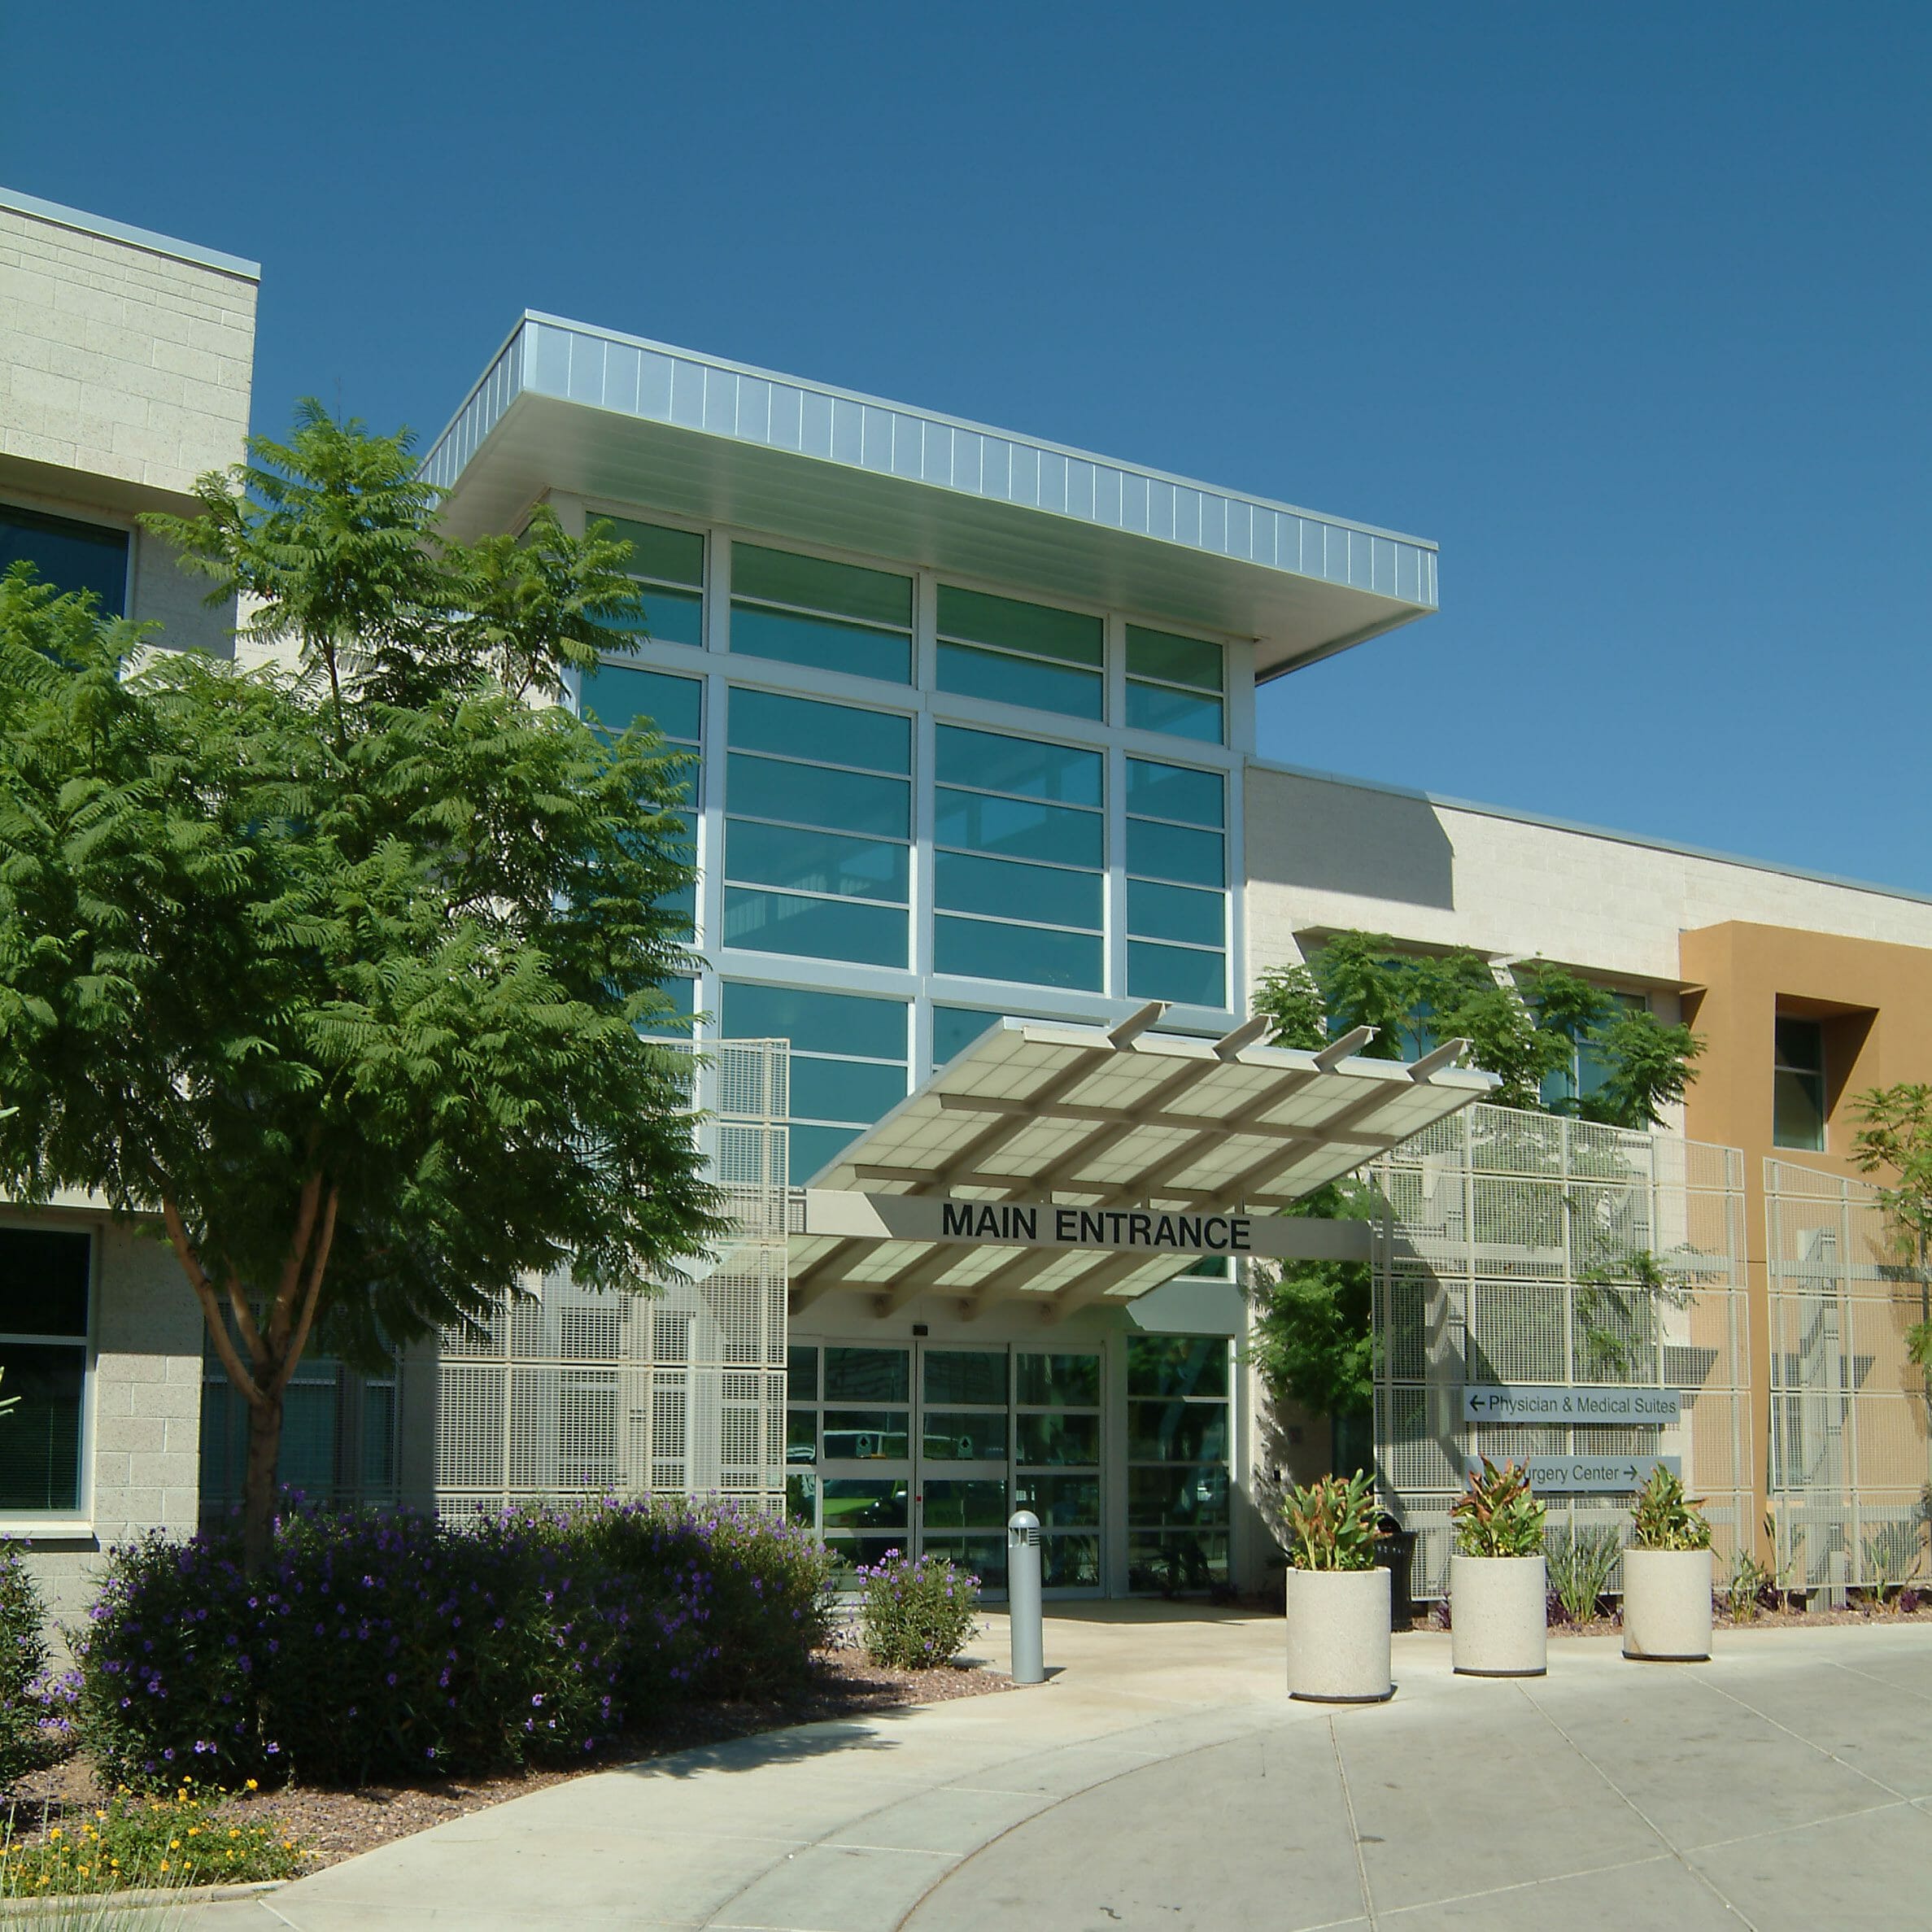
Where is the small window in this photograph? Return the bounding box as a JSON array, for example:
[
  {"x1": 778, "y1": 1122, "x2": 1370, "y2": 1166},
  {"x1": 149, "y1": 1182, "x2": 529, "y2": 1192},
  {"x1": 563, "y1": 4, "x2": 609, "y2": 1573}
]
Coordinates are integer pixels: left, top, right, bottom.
[
  {"x1": 1, "y1": 504, "x2": 129, "y2": 617},
  {"x1": 730, "y1": 544, "x2": 914, "y2": 684},
  {"x1": 1126, "y1": 625, "x2": 1223, "y2": 744},
  {"x1": 936, "y1": 586, "x2": 1104, "y2": 720},
  {"x1": 0, "y1": 1228, "x2": 91, "y2": 1515},
  {"x1": 595, "y1": 517, "x2": 704, "y2": 649},
  {"x1": 1773, "y1": 1017, "x2": 1827, "y2": 1152}
]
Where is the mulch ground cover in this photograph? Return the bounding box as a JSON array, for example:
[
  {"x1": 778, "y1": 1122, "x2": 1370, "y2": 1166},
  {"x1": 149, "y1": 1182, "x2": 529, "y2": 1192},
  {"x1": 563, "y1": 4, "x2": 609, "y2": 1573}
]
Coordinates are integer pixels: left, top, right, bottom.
[{"x1": 4, "y1": 1648, "x2": 1010, "y2": 1877}]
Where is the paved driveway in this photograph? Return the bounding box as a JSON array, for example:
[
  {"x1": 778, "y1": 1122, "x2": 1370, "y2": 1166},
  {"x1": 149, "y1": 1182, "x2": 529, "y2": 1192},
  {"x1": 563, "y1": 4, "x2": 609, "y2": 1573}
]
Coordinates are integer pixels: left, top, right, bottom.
[{"x1": 196, "y1": 1607, "x2": 1932, "y2": 1930}]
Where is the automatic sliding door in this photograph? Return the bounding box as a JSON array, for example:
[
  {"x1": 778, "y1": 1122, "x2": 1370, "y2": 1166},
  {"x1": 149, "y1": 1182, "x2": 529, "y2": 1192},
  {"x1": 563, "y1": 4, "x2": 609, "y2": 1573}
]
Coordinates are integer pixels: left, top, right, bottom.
[
  {"x1": 1014, "y1": 1350, "x2": 1102, "y2": 1592},
  {"x1": 788, "y1": 1343, "x2": 913, "y2": 1581},
  {"x1": 918, "y1": 1347, "x2": 1010, "y2": 1591}
]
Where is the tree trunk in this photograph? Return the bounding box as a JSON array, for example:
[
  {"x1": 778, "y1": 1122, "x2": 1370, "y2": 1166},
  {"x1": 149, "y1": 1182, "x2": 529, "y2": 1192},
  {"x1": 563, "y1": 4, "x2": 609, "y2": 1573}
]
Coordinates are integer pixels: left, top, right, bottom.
[{"x1": 242, "y1": 1389, "x2": 286, "y2": 1576}]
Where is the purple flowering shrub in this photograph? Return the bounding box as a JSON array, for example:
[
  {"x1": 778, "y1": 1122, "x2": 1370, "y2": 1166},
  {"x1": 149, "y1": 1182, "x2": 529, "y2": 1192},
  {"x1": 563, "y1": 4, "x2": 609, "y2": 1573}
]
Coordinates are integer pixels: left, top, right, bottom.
[
  {"x1": 856, "y1": 1550, "x2": 980, "y2": 1671},
  {"x1": 0, "y1": 1543, "x2": 58, "y2": 1787},
  {"x1": 75, "y1": 1498, "x2": 835, "y2": 1788}
]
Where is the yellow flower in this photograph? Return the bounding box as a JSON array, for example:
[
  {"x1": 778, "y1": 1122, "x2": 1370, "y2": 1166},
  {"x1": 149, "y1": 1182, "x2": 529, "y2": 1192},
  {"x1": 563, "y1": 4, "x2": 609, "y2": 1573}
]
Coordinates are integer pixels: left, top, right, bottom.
[
  {"x1": 245, "y1": 1778, "x2": 259, "y2": 1791},
  {"x1": 159, "y1": 1861, "x2": 169, "y2": 1873},
  {"x1": 47, "y1": 1830, "x2": 60, "y2": 1843},
  {"x1": 169, "y1": 1840, "x2": 180, "y2": 1851}
]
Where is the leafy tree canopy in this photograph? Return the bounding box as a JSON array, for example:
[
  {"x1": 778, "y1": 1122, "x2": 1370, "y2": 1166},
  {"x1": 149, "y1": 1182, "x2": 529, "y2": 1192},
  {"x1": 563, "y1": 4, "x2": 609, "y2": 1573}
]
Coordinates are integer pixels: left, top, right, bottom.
[
  {"x1": 0, "y1": 405, "x2": 722, "y2": 1566},
  {"x1": 1255, "y1": 939, "x2": 1701, "y2": 1127},
  {"x1": 1851, "y1": 1082, "x2": 1932, "y2": 1370}
]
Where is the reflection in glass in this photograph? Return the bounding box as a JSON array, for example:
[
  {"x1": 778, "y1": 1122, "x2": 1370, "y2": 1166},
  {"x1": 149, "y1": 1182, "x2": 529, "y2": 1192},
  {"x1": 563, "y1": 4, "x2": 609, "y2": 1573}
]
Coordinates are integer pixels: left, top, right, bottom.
[
  {"x1": 787, "y1": 1346, "x2": 818, "y2": 1402},
  {"x1": 922, "y1": 1411, "x2": 1007, "y2": 1461},
  {"x1": 1126, "y1": 1336, "x2": 1229, "y2": 1399},
  {"x1": 826, "y1": 1534, "x2": 909, "y2": 1582},
  {"x1": 922, "y1": 1351, "x2": 1008, "y2": 1406},
  {"x1": 822, "y1": 1411, "x2": 910, "y2": 1460},
  {"x1": 1017, "y1": 1353, "x2": 1101, "y2": 1407},
  {"x1": 1127, "y1": 1531, "x2": 1229, "y2": 1593},
  {"x1": 821, "y1": 1479, "x2": 909, "y2": 1532},
  {"x1": 1017, "y1": 1411, "x2": 1101, "y2": 1467},
  {"x1": 923, "y1": 1478, "x2": 1010, "y2": 1530},
  {"x1": 1043, "y1": 1536, "x2": 1101, "y2": 1588},
  {"x1": 786, "y1": 1411, "x2": 816, "y2": 1464},
  {"x1": 1016, "y1": 1472, "x2": 1101, "y2": 1528},
  {"x1": 1127, "y1": 1401, "x2": 1228, "y2": 1463},
  {"x1": 824, "y1": 1348, "x2": 909, "y2": 1402},
  {"x1": 1129, "y1": 1464, "x2": 1230, "y2": 1526},
  {"x1": 785, "y1": 1472, "x2": 816, "y2": 1528},
  {"x1": 923, "y1": 1534, "x2": 1008, "y2": 1592}
]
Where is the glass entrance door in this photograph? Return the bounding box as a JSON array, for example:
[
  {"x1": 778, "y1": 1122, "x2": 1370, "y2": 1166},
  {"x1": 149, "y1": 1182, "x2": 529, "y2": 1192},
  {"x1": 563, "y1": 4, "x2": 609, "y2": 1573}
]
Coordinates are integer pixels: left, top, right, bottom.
[{"x1": 785, "y1": 1341, "x2": 1104, "y2": 1597}]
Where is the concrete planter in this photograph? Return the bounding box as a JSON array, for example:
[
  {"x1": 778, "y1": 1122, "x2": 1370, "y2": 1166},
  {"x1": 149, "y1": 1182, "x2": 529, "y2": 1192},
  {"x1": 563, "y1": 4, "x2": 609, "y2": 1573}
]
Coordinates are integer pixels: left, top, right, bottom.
[
  {"x1": 1621, "y1": 1547, "x2": 1713, "y2": 1661},
  {"x1": 1450, "y1": 1553, "x2": 1548, "y2": 1677},
  {"x1": 1286, "y1": 1564, "x2": 1393, "y2": 1703}
]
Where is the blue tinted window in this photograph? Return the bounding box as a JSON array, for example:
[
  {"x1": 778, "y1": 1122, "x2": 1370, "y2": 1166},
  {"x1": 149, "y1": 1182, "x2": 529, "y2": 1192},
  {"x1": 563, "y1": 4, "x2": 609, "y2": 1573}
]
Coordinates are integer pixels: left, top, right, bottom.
[
  {"x1": 1125, "y1": 684, "x2": 1223, "y2": 744},
  {"x1": 934, "y1": 789, "x2": 1104, "y2": 869},
  {"x1": 0, "y1": 506, "x2": 128, "y2": 617},
  {"x1": 935, "y1": 917, "x2": 1103, "y2": 992},
  {"x1": 599, "y1": 583, "x2": 704, "y2": 649},
  {"x1": 935, "y1": 852, "x2": 1102, "y2": 929},
  {"x1": 722, "y1": 983, "x2": 907, "y2": 1061},
  {"x1": 1127, "y1": 941, "x2": 1226, "y2": 1008},
  {"x1": 935, "y1": 726, "x2": 1102, "y2": 805},
  {"x1": 726, "y1": 820, "x2": 908, "y2": 902},
  {"x1": 1125, "y1": 818, "x2": 1224, "y2": 888},
  {"x1": 734, "y1": 545, "x2": 912, "y2": 626},
  {"x1": 727, "y1": 754, "x2": 910, "y2": 840},
  {"x1": 1125, "y1": 626, "x2": 1222, "y2": 691},
  {"x1": 638, "y1": 977, "x2": 698, "y2": 1039},
  {"x1": 600, "y1": 517, "x2": 704, "y2": 587},
  {"x1": 1126, "y1": 879, "x2": 1224, "y2": 948},
  {"x1": 936, "y1": 586, "x2": 1102, "y2": 665},
  {"x1": 932, "y1": 1006, "x2": 1002, "y2": 1066},
  {"x1": 728, "y1": 689, "x2": 910, "y2": 772},
  {"x1": 789, "y1": 1123, "x2": 864, "y2": 1184},
  {"x1": 582, "y1": 664, "x2": 702, "y2": 742},
  {"x1": 936, "y1": 642, "x2": 1103, "y2": 720},
  {"x1": 791, "y1": 1057, "x2": 909, "y2": 1125},
  {"x1": 730, "y1": 605, "x2": 910, "y2": 685},
  {"x1": 1127, "y1": 759, "x2": 1224, "y2": 828},
  {"x1": 723, "y1": 888, "x2": 906, "y2": 966}
]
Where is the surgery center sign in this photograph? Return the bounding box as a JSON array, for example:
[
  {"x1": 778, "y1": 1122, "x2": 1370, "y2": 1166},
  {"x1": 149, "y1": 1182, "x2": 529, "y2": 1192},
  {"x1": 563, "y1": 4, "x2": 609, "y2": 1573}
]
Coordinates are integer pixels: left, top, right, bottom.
[{"x1": 800, "y1": 1191, "x2": 1373, "y2": 1263}]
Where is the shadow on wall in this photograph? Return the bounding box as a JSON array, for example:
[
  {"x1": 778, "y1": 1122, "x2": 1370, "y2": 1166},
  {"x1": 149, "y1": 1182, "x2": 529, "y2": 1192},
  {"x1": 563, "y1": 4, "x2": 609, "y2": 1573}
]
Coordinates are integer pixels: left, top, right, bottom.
[{"x1": 1245, "y1": 767, "x2": 1456, "y2": 911}]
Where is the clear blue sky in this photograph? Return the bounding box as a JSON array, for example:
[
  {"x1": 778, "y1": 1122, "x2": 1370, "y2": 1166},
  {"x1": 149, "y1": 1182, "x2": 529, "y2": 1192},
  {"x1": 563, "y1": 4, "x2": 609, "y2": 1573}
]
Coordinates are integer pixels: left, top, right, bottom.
[{"x1": 7, "y1": 5, "x2": 1927, "y2": 891}]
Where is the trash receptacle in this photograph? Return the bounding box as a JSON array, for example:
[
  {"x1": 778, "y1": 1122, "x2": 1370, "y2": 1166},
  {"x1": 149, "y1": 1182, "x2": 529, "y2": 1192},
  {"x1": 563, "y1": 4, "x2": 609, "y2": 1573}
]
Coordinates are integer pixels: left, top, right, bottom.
[{"x1": 1374, "y1": 1516, "x2": 1417, "y2": 1629}]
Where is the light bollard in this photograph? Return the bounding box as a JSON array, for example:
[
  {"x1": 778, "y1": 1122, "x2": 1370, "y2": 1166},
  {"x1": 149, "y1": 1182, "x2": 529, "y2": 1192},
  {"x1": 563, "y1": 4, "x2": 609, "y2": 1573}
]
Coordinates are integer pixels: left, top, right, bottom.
[{"x1": 1006, "y1": 1508, "x2": 1045, "y2": 1685}]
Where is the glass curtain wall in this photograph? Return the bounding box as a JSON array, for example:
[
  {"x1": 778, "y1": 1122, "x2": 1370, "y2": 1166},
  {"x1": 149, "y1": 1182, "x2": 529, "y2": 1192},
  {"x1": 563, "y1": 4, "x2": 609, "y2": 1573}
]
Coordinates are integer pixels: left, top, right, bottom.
[
  {"x1": 932, "y1": 726, "x2": 1105, "y2": 991},
  {"x1": 0, "y1": 1228, "x2": 89, "y2": 1516},
  {"x1": 597, "y1": 517, "x2": 704, "y2": 647},
  {"x1": 1124, "y1": 759, "x2": 1228, "y2": 1007},
  {"x1": 730, "y1": 546, "x2": 914, "y2": 684},
  {"x1": 723, "y1": 689, "x2": 913, "y2": 967},
  {"x1": 1126, "y1": 1336, "x2": 1232, "y2": 1591},
  {"x1": 1126, "y1": 626, "x2": 1223, "y2": 744},
  {"x1": 935, "y1": 587, "x2": 1104, "y2": 719}
]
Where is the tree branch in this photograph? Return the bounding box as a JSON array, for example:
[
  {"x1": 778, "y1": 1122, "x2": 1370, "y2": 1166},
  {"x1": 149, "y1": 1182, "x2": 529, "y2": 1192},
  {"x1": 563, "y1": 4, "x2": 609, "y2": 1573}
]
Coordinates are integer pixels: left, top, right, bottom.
[
  {"x1": 273, "y1": 1184, "x2": 339, "y2": 1399},
  {"x1": 160, "y1": 1194, "x2": 263, "y2": 1406},
  {"x1": 267, "y1": 1168, "x2": 325, "y2": 1360}
]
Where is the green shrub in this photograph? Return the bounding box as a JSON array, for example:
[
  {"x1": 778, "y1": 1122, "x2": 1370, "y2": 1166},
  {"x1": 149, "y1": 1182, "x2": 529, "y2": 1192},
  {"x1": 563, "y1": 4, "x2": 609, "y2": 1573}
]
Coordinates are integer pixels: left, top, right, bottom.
[
  {"x1": 1546, "y1": 1527, "x2": 1621, "y2": 1623},
  {"x1": 1280, "y1": 1472, "x2": 1384, "y2": 1572},
  {"x1": 75, "y1": 1499, "x2": 837, "y2": 1789},
  {"x1": 857, "y1": 1551, "x2": 980, "y2": 1670},
  {"x1": 0, "y1": 1544, "x2": 52, "y2": 1790},
  {"x1": 1451, "y1": 1460, "x2": 1546, "y2": 1559},
  {"x1": 0, "y1": 1776, "x2": 304, "y2": 1896},
  {"x1": 1629, "y1": 1467, "x2": 1712, "y2": 1552}
]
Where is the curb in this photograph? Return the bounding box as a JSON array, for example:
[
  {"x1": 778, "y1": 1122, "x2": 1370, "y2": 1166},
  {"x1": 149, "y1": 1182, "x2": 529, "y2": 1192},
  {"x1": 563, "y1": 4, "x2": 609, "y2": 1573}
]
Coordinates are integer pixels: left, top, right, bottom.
[{"x1": 0, "y1": 1878, "x2": 286, "y2": 1917}]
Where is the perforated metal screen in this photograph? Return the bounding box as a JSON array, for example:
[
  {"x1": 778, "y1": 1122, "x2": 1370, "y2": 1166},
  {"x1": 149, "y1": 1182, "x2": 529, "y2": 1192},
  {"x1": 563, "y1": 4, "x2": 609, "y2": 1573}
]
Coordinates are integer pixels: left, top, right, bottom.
[
  {"x1": 1766, "y1": 1158, "x2": 1932, "y2": 1597},
  {"x1": 434, "y1": 1040, "x2": 790, "y2": 1517},
  {"x1": 1371, "y1": 1105, "x2": 1752, "y2": 1598}
]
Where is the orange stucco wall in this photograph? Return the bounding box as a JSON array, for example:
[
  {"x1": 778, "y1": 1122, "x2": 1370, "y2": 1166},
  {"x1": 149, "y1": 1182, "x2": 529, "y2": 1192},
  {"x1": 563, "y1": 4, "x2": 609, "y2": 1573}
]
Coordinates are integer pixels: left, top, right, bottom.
[{"x1": 1680, "y1": 922, "x2": 1932, "y2": 1533}]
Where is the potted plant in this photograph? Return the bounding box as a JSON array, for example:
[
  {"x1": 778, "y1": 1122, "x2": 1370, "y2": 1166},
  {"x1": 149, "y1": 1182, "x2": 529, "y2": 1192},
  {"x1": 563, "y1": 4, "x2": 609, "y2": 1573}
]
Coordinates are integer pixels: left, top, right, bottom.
[
  {"x1": 1448, "y1": 1459, "x2": 1548, "y2": 1677},
  {"x1": 1282, "y1": 1470, "x2": 1393, "y2": 1703},
  {"x1": 1621, "y1": 1465, "x2": 1713, "y2": 1661}
]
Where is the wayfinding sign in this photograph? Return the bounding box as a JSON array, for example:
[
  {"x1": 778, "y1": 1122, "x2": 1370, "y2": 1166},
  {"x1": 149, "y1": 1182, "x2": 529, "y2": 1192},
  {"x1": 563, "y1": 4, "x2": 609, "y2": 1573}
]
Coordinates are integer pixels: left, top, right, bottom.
[
  {"x1": 1461, "y1": 1385, "x2": 1681, "y2": 1426},
  {"x1": 1461, "y1": 1454, "x2": 1681, "y2": 1494}
]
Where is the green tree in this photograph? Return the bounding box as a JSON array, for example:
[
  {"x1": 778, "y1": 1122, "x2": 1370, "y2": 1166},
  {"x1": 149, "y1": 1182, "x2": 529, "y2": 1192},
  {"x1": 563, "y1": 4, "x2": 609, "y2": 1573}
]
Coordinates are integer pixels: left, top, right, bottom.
[
  {"x1": 1851, "y1": 1084, "x2": 1932, "y2": 1372},
  {"x1": 0, "y1": 407, "x2": 723, "y2": 1569},
  {"x1": 1249, "y1": 1178, "x2": 1382, "y2": 1427}
]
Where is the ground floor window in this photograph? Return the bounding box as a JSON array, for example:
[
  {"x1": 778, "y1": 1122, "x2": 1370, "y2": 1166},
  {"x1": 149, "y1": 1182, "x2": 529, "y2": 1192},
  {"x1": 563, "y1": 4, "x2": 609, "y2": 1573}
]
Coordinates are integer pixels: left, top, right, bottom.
[
  {"x1": 198, "y1": 1344, "x2": 399, "y2": 1520},
  {"x1": 0, "y1": 1226, "x2": 91, "y2": 1516},
  {"x1": 1125, "y1": 1335, "x2": 1232, "y2": 1592}
]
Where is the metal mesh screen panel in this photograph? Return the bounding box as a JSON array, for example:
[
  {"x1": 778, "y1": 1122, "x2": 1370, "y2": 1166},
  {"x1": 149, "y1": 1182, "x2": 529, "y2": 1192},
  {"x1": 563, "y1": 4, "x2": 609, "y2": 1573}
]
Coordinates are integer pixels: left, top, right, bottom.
[
  {"x1": 1765, "y1": 1157, "x2": 1932, "y2": 1598},
  {"x1": 434, "y1": 1040, "x2": 790, "y2": 1518},
  {"x1": 1371, "y1": 1104, "x2": 1751, "y2": 1598}
]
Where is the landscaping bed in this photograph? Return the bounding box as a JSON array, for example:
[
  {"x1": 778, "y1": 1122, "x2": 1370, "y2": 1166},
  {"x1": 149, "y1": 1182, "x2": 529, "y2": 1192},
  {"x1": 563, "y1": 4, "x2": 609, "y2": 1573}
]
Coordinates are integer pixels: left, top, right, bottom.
[{"x1": 5, "y1": 1646, "x2": 1008, "y2": 1878}]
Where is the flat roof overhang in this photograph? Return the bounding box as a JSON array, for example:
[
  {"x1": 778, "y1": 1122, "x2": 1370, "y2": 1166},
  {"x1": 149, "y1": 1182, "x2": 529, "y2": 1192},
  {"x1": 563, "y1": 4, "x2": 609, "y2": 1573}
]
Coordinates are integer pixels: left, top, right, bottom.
[
  {"x1": 787, "y1": 1007, "x2": 1495, "y2": 1321},
  {"x1": 424, "y1": 316, "x2": 1438, "y2": 681}
]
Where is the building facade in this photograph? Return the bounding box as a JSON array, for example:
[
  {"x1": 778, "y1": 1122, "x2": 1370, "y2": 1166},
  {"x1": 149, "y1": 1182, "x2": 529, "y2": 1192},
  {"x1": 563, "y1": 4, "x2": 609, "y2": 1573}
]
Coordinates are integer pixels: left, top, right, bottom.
[{"x1": 4, "y1": 190, "x2": 1930, "y2": 1612}]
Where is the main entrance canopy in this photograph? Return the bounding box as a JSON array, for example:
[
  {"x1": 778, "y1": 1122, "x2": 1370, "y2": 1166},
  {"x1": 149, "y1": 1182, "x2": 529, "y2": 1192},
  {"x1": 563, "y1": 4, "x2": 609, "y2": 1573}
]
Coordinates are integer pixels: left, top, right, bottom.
[{"x1": 790, "y1": 1005, "x2": 1496, "y2": 1319}]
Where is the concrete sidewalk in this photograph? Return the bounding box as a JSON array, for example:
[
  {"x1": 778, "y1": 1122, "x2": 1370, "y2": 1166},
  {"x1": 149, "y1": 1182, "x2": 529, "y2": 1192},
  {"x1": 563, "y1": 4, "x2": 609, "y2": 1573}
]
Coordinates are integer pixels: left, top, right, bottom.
[{"x1": 185, "y1": 1609, "x2": 1932, "y2": 1930}]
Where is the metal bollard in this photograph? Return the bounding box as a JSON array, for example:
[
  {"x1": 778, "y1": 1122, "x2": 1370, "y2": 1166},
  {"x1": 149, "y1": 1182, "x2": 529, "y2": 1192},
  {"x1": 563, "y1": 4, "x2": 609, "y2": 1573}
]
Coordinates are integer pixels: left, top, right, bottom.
[{"x1": 1006, "y1": 1508, "x2": 1045, "y2": 1685}]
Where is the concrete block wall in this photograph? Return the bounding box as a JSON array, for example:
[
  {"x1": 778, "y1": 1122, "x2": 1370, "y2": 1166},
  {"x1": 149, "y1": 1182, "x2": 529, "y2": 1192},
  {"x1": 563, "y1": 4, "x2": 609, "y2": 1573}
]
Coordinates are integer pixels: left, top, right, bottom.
[
  {"x1": 16, "y1": 1220, "x2": 203, "y2": 1646},
  {"x1": 0, "y1": 196, "x2": 257, "y2": 496}
]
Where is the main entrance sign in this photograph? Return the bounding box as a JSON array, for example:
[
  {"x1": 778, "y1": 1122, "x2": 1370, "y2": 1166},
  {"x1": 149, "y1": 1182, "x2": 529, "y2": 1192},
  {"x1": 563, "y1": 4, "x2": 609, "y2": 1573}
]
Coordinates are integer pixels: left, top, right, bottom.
[
  {"x1": 801, "y1": 1190, "x2": 1373, "y2": 1262},
  {"x1": 1461, "y1": 1385, "x2": 1682, "y2": 1425}
]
